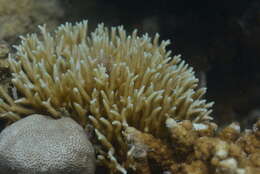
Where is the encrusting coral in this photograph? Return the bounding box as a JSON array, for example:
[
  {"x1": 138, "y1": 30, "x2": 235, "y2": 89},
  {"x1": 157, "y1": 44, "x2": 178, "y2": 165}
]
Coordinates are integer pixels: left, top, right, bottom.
[
  {"x1": 0, "y1": 20, "x2": 214, "y2": 173},
  {"x1": 165, "y1": 119, "x2": 260, "y2": 174},
  {"x1": 121, "y1": 117, "x2": 260, "y2": 174}
]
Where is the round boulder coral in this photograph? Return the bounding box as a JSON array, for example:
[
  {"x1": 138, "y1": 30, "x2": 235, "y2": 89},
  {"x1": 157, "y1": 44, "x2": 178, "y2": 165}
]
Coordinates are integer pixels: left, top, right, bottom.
[{"x1": 0, "y1": 114, "x2": 95, "y2": 174}]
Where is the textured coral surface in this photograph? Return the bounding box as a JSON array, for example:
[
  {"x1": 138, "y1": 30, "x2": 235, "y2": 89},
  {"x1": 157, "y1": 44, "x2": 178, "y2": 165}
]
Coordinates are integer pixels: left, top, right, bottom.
[{"x1": 0, "y1": 114, "x2": 95, "y2": 174}]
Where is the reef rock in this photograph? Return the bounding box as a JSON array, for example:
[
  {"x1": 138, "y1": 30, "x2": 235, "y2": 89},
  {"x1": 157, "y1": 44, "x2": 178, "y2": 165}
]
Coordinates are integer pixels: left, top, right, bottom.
[{"x1": 0, "y1": 114, "x2": 95, "y2": 174}]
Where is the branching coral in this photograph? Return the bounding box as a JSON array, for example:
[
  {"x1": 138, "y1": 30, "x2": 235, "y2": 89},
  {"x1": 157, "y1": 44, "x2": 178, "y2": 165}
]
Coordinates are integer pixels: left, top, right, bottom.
[{"x1": 0, "y1": 20, "x2": 214, "y2": 173}]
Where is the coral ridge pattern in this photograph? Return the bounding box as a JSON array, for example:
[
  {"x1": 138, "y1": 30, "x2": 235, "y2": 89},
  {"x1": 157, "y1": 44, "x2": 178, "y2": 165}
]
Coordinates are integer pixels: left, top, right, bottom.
[{"x1": 0, "y1": 114, "x2": 95, "y2": 174}]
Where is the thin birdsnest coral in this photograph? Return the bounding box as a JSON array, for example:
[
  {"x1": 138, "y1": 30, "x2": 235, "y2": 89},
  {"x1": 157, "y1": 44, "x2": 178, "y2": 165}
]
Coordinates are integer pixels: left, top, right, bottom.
[{"x1": 0, "y1": 20, "x2": 214, "y2": 173}]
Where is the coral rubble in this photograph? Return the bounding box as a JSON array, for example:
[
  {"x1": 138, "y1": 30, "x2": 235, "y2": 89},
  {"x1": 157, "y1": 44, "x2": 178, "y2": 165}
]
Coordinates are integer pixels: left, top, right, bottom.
[
  {"x1": 0, "y1": 20, "x2": 214, "y2": 173},
  {"x1": 113, "y1": 118, "x2": 260, "y2": 174},
  {"x1": 128, "y1": 118, "x2": 260, "y2": 174}
]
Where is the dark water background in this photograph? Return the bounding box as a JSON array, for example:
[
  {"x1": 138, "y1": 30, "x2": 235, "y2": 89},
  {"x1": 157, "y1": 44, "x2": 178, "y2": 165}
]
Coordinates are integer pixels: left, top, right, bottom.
[
  {"x1": 63, "y1": 0, "x2": 260, "y2": 127},
  {"x1": 0, "y1": 0, "x2": 259, "y2": 131}
]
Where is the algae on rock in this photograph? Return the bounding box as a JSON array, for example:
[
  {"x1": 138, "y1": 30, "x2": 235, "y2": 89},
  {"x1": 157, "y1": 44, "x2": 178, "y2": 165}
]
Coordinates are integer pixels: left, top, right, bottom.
[{"x1": 0, "y1": 0, "x2": 64, "y2": 42}]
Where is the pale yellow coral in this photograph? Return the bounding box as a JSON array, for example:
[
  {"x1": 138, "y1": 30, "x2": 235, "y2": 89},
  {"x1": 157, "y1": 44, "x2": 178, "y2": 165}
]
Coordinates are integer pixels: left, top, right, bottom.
[{"x1": 0, "y1": 20, "x2": 213, "y2": 173}]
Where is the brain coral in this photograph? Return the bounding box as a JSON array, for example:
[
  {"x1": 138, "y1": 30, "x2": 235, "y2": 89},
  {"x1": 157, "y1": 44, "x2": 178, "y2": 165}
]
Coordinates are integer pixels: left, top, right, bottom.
[
  {"x1": 0, "y1": 114, "x2": 95, "y2": 174},
  {"x1": 0, "y1": 20, "x2": 213, "y2": 173}
]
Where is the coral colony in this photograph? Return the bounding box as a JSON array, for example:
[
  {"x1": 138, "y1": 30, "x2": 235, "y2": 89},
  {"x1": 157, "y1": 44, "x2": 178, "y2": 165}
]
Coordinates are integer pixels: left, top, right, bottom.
[
  {"x1": 0, "y1": 20, "x2": 213, "y2": 172},
  {"x1": 0, "y1": 21, "x2": 259, "y2": 174}
]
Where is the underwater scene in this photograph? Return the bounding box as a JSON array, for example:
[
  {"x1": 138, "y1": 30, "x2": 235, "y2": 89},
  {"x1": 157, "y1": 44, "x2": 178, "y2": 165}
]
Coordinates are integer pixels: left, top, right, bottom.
[{"x1": 0, "y1": 0, "x2": 259, "y2": 173}]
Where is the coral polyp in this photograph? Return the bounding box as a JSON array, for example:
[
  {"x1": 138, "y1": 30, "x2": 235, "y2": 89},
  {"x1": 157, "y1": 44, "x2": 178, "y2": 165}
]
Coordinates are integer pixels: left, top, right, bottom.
[{"x1": 0, "y1": 20, "x2": 213, "y2": 173}]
